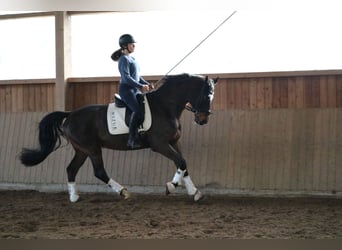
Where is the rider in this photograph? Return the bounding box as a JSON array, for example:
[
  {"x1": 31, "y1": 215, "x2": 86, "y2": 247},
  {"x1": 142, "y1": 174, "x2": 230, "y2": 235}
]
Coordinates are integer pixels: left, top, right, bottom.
[{"x1": 111, "y1": 34, "x2": 151, "y2": 149}]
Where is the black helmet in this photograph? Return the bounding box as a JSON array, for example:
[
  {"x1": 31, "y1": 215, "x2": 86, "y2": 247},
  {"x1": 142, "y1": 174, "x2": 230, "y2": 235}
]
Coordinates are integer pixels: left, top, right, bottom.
[{"x1": 119, "y1": 34, "x2": 136, "y2": 48}]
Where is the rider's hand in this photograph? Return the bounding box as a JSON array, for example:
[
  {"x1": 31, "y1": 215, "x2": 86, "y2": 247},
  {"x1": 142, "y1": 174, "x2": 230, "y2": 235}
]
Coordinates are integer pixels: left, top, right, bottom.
[{"x1": 140, "y1": 84, "x2": 150, "y2": 93}]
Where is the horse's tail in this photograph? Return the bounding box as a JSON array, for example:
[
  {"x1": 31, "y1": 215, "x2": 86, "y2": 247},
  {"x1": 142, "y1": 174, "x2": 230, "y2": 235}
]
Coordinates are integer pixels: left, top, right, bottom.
[{"x1": 20, "y1": 111, "x2": 70, "y2": 167}]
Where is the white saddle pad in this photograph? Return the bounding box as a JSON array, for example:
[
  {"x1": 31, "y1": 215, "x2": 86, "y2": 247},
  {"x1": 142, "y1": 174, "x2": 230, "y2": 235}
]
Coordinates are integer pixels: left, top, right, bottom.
[{"x1": 107, "y1": 95, "x2": 152, "y2": 135}]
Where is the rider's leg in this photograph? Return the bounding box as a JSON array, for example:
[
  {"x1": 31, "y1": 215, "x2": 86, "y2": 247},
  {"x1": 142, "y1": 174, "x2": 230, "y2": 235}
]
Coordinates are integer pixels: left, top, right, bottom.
[
  {"x1": 123, "y1": 92, "x2": 144, "y2": 149},
  {"x1": 127, "y1": 111, "x2": 143, "y2": 149}
]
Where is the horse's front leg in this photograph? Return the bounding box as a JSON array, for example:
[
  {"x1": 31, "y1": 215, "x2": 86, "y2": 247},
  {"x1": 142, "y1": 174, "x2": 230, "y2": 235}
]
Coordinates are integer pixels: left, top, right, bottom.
[
  {"x1": 151, "y1": 141, "x2": 203, "y2": 201},
  {"x1": 168, "y1": 168, "x2": 203, "y2": 202}
]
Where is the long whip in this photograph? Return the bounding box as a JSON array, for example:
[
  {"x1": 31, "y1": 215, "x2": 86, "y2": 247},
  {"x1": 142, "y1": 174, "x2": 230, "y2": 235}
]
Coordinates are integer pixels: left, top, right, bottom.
[{"x1": 155, "y1": 10, "x2": 237, "y2": 85}]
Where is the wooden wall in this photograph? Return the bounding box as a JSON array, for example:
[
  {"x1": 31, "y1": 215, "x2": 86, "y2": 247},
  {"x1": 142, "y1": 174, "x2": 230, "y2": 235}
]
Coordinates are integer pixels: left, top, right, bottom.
[
  {"x1": 214, "y1": 75, "x2": 342, "y2": 110},
  {"x1": 66, "y1": 72, "x2": 342, "y2": 111},
  {"x1": 66, "y1": 78, "x2": 120, "y2": 110},
  {"x1": 1, "y1": 71, "x2": 342, "y2": 112},
  {"x1": 0, "y1": 79, "x2": 55, "y2": 112}
]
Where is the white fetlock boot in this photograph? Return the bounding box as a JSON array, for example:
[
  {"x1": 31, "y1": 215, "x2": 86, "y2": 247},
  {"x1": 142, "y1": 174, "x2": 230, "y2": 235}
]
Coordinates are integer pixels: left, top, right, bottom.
[
  {"x1": 166, "y1": 169, "x2": 185, "y2": 195},
  {"x1": 183, "y1": 176, "x2": 204, "y2": 202},
  {"x1": 108, "y1": 179, "x2": 130, "y2": 200},
  {"x1": 166, "y1": 182, "x2": 176, "y2": 195},
  {"x1": 68, "y1": 182, "x2": 80, "y2": 203}
]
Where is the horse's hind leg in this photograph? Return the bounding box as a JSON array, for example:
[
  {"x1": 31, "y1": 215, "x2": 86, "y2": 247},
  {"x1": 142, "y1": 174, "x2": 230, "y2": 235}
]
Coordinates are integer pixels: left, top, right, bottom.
[
  {"x1": 89, "y1": 150, "x2": 130, "y2": 200},
  {"x1": 66, "y1": 149, "x2": 87, "y2": 202}
]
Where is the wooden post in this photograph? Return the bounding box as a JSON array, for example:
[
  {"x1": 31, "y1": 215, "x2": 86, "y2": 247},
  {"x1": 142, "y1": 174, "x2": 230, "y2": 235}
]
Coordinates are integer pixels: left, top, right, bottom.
[{"x1": 55, "y1": 11, "x2": 71, "y2": 111}]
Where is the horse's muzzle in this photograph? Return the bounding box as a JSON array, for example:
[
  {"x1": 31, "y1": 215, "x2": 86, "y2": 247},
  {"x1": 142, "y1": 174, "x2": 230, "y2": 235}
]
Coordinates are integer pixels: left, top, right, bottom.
[{"x1": 194, "y1": 112, "x2": 209, "y2": 125}]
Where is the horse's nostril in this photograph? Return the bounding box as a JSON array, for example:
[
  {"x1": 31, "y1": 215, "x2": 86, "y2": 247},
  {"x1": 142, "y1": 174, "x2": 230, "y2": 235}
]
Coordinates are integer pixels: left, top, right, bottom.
[{"x1": 196, "y1": 119, "x2": 207, "y2": 125}]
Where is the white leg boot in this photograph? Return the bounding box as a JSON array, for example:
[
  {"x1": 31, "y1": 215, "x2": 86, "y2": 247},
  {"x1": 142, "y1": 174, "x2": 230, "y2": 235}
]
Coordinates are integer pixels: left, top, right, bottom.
[
  {"x1": 108, "y1": 178, "x2": 130, "y2": 199},
  {"x1": 68, "y1": 182, "x2": 80, "y2": 203},
  {"x1": 166, "y1": 169, "x2": 185, "y2": 195},
  {"x1": 183, "y1": 175, "x2": 203, "y2": 202}
]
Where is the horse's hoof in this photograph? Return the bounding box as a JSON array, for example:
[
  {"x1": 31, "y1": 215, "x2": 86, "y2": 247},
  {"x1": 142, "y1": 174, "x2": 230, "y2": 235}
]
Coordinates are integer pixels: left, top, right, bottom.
[
  {"x1": 69, "y1": 194, "x2": 80, "y2": 203},
  {"x1": 166, "y1": 182, "x2": 176, "y2": 195},
  {"x1": 194, "y1": 190, "x2": 204, "y2": 202},
  {"x1": 120, "y1": 188, "x2": 131, "y2": 200}
]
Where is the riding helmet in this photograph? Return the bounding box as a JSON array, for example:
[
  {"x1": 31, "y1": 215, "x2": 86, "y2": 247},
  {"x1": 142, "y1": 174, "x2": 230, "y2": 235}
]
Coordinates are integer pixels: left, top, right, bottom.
[{"x1": 119, "y1": 34, "x2": 136, "y2": 48}]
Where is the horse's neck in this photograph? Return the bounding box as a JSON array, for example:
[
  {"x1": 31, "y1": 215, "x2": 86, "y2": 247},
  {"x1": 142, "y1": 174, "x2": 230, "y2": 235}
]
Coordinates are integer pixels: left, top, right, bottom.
[{"x1": 148, "y1": 87, "x2": 187, "y2": 119}]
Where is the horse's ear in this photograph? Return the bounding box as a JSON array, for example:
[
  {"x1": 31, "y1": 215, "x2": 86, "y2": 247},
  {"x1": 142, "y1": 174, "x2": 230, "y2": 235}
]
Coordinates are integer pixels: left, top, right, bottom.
[
  {"x1": 205, "y1": 76, "x2": 208, "y2": 82},
  {"x1": 213, "y1": 77, "x2": 219, "y2": 85}
]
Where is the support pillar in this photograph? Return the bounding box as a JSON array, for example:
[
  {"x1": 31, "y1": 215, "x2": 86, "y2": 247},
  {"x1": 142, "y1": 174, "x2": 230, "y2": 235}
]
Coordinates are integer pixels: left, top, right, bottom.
[{"x1": 55, "y1": 11, "x2": 71, "y2": 111}]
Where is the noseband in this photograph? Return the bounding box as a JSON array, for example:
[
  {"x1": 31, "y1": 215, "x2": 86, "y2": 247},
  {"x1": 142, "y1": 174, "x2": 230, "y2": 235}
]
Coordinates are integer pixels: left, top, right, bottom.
[{"x1": 185, "y1": 104, "x2": 212, "y2": 115}]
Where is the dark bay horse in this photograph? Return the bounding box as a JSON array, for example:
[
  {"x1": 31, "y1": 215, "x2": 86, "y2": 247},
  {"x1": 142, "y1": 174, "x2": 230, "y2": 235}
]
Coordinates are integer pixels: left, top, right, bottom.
[{"x1": 20, "y1": 74, "x2": 218, "y2": 202}]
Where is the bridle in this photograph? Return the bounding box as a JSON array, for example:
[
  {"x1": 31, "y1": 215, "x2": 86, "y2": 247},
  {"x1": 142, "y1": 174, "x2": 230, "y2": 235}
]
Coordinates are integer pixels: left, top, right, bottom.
[
  {"x1": 185, "y1": 79, "x2": 213, "y2": 116},
  {"x1": 185, "y1": 103, "x2": 212, "y2": 116}
]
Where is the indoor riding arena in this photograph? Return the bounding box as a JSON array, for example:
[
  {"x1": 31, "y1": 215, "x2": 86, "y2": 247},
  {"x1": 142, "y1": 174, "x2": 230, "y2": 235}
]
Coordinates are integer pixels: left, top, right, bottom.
[{"x1": 0, "y1": 10, "x2": 342, "y2": 239}]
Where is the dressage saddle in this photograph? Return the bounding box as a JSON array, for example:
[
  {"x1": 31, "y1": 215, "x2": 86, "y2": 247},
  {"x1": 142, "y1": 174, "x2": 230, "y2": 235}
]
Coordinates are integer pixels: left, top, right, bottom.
[{"x1": 113, "y1": 93, "x2": 145, "y2": 127}]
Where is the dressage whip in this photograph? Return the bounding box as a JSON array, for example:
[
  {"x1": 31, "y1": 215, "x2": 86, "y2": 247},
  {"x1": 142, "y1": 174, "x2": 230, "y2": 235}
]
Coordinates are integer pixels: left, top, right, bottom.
[{"x1": 155, "y1": 10, "x2": 237, "y2": 85}]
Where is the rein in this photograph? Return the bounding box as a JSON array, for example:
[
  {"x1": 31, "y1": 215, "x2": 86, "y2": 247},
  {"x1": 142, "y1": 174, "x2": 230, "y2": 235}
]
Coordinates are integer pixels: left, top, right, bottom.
[
  {"x1": 185, "y1": 104, "x2": 212, "y2": 115},
  {"x1": 155, "y1": 74, "x2": 214, "y2": 115},
  {"x1": 167, "y1": 101, "x2": 208, "y2": 115},
  {"x1": 176, "y1": 86, "x2": 213, "y2": 116}
]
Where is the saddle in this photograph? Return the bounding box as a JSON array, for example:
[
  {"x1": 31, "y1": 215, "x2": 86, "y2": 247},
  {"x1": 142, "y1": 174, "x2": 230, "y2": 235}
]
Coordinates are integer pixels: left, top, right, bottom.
[
  {"x1": 107, "y1": 93, "x2": 152, "y2": 135},
  {"x1": 114, "y1": 93, "x2": 145, "y2": 127}
]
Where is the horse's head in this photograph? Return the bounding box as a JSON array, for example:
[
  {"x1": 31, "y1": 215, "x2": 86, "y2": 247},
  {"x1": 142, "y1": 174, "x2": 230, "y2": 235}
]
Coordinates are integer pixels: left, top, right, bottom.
[{"x1": 187, "y1": 76, "x2": 219, "y2": 125}]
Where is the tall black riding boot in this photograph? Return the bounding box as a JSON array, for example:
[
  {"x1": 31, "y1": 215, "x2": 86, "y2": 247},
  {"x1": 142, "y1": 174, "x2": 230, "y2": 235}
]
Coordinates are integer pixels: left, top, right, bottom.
[{"x1": 127, "y1": 113, "x2": 141, "y2": 149}]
